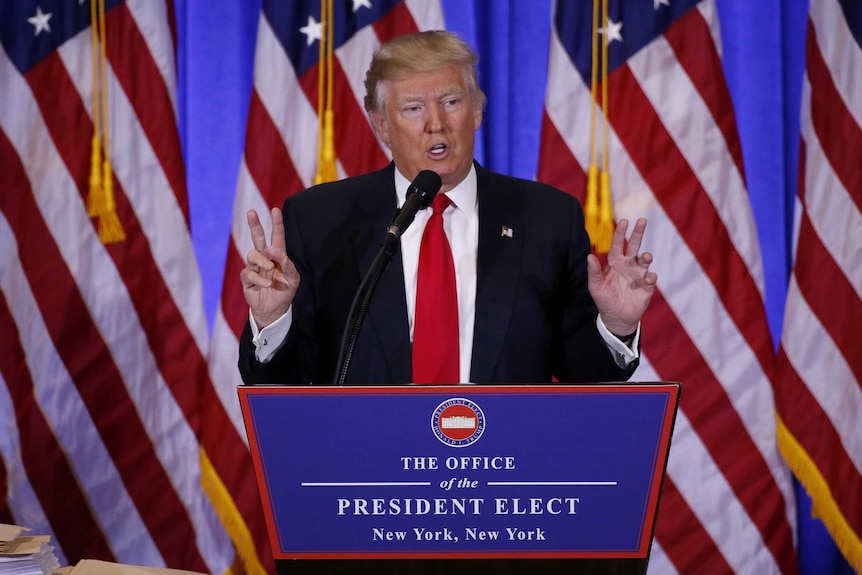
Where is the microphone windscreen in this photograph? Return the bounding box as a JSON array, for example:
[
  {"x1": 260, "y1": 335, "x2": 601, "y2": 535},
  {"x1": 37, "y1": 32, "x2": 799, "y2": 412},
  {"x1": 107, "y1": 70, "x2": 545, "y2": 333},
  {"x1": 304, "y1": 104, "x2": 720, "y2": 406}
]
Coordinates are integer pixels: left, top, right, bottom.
[{"x1": 411, "y1": 170, "x2": 442, "y2": 205}]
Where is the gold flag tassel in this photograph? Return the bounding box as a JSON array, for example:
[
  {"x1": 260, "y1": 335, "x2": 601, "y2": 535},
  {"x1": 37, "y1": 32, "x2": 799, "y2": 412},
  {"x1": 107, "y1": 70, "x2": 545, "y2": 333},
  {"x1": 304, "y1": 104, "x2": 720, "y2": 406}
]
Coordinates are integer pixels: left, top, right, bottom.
[
  {"x1": 314, "y1": 0, "x2": 337, "y2": 184},
  {"x1": 87, "y1": 0, "x2": 125, "y2": 243},
  {"x1": 585, "y1": 0, "x2": 615, "y2": 254}
]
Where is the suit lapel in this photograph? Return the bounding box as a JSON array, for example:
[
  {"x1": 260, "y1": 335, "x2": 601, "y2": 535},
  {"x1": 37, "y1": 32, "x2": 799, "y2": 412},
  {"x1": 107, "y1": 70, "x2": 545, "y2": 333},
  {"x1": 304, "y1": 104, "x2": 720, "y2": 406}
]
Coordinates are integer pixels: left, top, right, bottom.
[
  {"x1": 351, "y1": 166, "x2": 412, "y2": 383},
  {"x1": 470, "y1": 167, "x2": 524, "y2": 383}
]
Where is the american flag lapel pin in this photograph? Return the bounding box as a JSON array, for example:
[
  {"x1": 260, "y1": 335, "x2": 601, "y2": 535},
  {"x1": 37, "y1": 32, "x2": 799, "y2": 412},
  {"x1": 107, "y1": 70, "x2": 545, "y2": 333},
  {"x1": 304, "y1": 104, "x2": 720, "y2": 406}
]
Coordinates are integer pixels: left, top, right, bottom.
[{"x1": 501, "y1": 225, "x2": 514, "y2": 238}]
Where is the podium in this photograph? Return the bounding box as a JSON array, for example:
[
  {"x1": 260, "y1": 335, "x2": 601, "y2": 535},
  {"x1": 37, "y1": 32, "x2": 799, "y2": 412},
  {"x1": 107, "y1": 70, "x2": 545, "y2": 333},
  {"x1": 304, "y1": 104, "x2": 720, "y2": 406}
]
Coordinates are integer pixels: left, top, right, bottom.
[{"x1": 238, "y1": 383, "x2": 680, "y2": 574}]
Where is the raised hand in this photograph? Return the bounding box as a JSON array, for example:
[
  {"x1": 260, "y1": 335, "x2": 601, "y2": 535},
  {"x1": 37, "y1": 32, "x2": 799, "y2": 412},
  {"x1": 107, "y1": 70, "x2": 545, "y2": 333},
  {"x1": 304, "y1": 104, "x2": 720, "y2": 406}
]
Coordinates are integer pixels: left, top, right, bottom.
[
  {"x1": 586, "y1": 218, "x2": 657, "y2": 337},
  {"x1": 240, "y1": 207, "x2": 300, "y2": 329}
]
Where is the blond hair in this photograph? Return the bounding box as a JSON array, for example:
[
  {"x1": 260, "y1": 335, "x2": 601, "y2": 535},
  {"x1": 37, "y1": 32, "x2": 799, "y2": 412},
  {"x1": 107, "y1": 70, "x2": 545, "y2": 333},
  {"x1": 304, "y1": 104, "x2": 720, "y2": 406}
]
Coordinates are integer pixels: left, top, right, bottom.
[{"x1": 363, "y1": 30, "x2": 487, "y2": 114}]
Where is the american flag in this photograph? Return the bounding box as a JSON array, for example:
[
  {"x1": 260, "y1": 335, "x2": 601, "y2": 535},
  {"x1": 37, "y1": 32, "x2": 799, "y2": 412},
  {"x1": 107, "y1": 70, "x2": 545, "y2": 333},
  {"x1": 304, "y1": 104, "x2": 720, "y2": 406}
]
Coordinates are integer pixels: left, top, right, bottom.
[
  {"x1": 538, "y1": 0, "x2": 799, "y2": 573},
  {"x1": 207, "y1": 0, "x2": 445, "y2": 572},
  {"x1": 775, "y1": 0, "x2": 862, "y2": 571},
  {"x1": 0, "y1": 1, "x2": 234, "y2": 572}
]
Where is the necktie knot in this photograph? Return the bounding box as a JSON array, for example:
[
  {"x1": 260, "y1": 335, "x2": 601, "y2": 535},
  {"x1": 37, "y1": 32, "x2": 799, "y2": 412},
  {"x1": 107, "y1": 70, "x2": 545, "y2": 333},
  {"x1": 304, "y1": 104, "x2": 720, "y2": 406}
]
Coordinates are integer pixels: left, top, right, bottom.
[{"x1": 431, "y1": 194, "x2": 451, "y2": 215}]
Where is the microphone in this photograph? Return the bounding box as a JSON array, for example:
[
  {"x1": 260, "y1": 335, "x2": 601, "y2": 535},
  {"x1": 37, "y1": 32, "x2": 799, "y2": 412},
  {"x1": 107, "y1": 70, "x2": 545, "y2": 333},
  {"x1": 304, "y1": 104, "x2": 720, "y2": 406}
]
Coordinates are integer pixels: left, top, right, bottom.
[{"x1": 385, "y1": 170, "x2": 442, "y2": 246}]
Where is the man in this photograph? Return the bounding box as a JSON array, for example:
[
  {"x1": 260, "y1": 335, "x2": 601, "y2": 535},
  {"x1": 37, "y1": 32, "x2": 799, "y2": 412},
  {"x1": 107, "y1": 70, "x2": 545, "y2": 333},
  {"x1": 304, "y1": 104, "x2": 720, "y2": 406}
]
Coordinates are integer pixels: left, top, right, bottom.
[{"x1": 238, "y1": 30, "x2": 656, "y2": 386}]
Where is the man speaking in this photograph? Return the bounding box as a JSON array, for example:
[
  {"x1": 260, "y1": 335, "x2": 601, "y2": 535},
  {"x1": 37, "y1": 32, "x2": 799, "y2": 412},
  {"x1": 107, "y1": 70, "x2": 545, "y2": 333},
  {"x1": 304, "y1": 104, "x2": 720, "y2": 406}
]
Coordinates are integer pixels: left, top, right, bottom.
[{"x1": 237, "y1": 30, "x2": 657, "y2": 387}]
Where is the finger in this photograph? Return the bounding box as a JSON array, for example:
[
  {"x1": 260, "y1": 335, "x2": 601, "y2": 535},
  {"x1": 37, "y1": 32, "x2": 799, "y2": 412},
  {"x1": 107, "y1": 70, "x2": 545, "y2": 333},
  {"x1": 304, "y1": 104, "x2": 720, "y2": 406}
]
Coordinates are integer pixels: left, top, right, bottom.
[
  {"x1": 270, "y1": 207, "x2": 287, "y2": 253},
  {"x1": 608, "y1": 218, "x2": 629, "y2": 255},
  {"x1": 638, "y1": 251, "x2": 653, "y2": 269},
  {"x1": 240, "y1": 266, "x2": 271, "y2": 289},
  {"x1": 625, "y1": 218, "x2": 648, "y2": 256},
  {"x1": 247, "y1": 248, "x2": 275, "y2": 272},
  {"x1": 244, "y1": 268, "x2": 273, "y2": 289},
  {"x1": 247, "y1": 209, "x2": 268, "y2": 252}
]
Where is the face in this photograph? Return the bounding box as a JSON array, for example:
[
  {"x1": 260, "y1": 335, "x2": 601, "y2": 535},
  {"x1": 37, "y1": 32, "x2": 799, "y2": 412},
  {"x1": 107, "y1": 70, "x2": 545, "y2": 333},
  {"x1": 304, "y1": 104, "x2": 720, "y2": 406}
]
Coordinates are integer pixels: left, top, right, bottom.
[{"x1": 371, "y1": 66, "x2": 483, "y2": 193}]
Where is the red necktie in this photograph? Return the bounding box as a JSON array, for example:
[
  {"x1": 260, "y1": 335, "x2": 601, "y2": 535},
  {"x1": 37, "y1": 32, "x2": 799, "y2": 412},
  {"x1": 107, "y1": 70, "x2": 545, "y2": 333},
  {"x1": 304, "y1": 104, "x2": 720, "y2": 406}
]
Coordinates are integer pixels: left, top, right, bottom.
[{"x1": 412, "y1": 194, "x2": 460, "y2": 384}]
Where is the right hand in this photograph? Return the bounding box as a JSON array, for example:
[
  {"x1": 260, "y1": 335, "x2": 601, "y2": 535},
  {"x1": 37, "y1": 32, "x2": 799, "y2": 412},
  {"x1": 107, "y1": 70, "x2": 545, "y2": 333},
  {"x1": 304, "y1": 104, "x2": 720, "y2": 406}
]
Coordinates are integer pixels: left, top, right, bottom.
[{"x1": 240, "y1": 207, "x2": 300, "y2": 329}]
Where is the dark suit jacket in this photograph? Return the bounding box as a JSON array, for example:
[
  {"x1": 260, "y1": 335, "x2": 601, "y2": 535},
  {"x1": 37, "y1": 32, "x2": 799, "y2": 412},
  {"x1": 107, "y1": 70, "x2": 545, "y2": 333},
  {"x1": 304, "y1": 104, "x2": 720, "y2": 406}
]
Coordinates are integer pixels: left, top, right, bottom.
[{"x1": 239, "y1": 162, "x2": 638, "y2": 386}]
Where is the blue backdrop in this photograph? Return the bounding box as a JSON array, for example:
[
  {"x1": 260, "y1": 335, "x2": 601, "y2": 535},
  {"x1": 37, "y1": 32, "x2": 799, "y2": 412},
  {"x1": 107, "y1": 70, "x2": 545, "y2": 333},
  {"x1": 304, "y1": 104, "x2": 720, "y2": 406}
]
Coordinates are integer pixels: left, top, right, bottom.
[{"x1": 174, "y1": 1, "x2": 851, "y2": 573}]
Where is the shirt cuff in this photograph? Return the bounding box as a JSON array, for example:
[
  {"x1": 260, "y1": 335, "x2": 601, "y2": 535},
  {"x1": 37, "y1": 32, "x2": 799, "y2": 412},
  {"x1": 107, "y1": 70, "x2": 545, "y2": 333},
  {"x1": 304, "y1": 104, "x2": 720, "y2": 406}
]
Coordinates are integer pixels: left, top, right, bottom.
[
  {"x1": 596, "y1": 315, "x2": 640, "y2": 367},
  {"x1": 250, "y1": 307, "x2": 292, "y2": 363}
]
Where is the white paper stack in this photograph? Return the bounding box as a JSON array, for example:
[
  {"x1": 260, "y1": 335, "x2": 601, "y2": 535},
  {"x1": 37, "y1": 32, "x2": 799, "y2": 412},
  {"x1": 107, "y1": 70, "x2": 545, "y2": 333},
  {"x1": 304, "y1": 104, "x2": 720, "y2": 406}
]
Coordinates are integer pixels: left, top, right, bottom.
[{"x1": 0, "y1": 524, "x2": 60, "y2": 575}]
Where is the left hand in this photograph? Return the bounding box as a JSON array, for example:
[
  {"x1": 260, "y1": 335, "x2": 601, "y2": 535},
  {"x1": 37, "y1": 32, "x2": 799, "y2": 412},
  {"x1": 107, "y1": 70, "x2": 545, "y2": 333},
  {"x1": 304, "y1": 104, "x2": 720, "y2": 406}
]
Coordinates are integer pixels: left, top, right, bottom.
[{"x1": 587, "y1": 218, "x2": 657, "y2": 336}]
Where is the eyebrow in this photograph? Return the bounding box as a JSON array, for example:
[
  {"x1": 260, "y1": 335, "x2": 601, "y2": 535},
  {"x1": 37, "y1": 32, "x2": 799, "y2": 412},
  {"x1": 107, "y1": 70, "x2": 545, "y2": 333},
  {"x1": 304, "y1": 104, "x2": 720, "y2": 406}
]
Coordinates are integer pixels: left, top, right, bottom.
[{"x1": 395, "y1": 87, "x2": 465, "y2": 106}]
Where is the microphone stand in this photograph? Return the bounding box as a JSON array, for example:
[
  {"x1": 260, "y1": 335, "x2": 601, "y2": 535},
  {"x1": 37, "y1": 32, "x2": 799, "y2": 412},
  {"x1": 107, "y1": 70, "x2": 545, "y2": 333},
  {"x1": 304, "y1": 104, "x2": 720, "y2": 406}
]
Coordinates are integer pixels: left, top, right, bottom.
[{"x1": 332, "y1": 235, "x2": 399, "y2": 386}]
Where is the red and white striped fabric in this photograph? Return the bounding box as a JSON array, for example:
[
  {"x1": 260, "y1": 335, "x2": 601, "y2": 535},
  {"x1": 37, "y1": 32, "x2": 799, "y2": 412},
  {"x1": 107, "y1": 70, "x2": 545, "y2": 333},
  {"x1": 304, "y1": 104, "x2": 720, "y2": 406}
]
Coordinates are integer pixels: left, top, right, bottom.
[
  {"x1": 0, "y1": 1, "x2": 233, "y2": 573},
  {"x1": 538, "y1": 1, "x2": 799, "y2": 573},
  {"x1": 775, "y1": 0, "x2": 862, "y2": 570},
  {"x1": 206, "y1": 1, "x2": 444, "y2": 573}
]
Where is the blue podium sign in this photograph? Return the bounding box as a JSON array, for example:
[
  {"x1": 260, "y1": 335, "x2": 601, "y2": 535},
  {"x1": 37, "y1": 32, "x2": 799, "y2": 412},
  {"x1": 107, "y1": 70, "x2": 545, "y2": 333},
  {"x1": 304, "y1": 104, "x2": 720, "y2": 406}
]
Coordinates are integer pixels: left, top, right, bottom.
[{"x1": 238, "y1": 384, "x2": 679, "y2": 560}]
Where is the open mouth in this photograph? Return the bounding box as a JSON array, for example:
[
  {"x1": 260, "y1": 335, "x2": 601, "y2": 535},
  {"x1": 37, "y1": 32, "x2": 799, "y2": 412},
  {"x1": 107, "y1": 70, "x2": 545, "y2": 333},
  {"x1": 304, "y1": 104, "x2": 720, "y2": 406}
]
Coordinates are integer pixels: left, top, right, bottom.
[{"x1": 428, "y1": 143, "x2": 448, "y2": 157}]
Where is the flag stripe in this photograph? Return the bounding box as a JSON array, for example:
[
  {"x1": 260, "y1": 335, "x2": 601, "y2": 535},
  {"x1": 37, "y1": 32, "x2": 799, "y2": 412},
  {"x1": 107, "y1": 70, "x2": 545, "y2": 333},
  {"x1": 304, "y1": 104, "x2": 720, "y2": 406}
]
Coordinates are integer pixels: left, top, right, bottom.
[
  {"x1": 2, "y1": 3, "x2": 234, "y2": 572},
  {"x1": 798, "y1": 81, "x2": 862, "y2": 307},
  {"x1": 108, "y1": 3, "x2": 188, "y2": 221},
  {"x1": 543, "y1": 3, "x2": 789, "y2": 491},
  {"x1": 793, "y1": 216, "x2": 862, "y2": 382},
  {"x1": 776, "y1": 0, "x2": 862, "y2": 568},
  {"x1": 200, "y1": 393, "x2": 273, "y2": 573},
  {"x1": 244, "y1": 89, "x2": 303, "y2": 204},
  {"x1": 807, "y1": 20, "x2": 862, "y2": 215},
  {"x1": 0, "y1": 152, "x2": 115, "y2": 564},
  {"x1": 1, "y1": 124, "x2": 208, "y2": 574},
  {"x1": 57, "y1": 27, "x2": 210, "y2": 360},
  {"x1": 536, "y1": 111, "x2": 588, "y2": 200},
  {"x1": 373, "y1": 1, "x2": 422, "y2": 40},
  {"x1": 22, "y1": 46, "x2": 224, "y2": 571},
  {"x1": 809, "y1": 0, "x2": 862, "y2": 125},
  {"x1": 125, "y1": 0, "x2": 179, "y2": 114},
  {"x1": 540, "y1": 2, "x2": 798, "y2": 572},
  {"x1": 776, "y1": 346, "x2": 861, "y2": 529},
  {"x1": 605, "y1": 49, "x2": 794, "y2": 498},
  {"x1": 632, "y1": 356, "x2": 774, "y2": 572},
  {"x1": 222, "y1": 242, "x2": 253, "y2": 338},
  {"x1": 58, "y1": 25, "x2": 235, "y2": 571},
  {"x1": 642, "y1": 291, "x2": 795, "y2": 572},
  {"x1": 654, "y1": 476, "x2": 734, "y2": 572},
  {"x1": 609, "y1": 64, "x2": 775, "y2": 371},
  {"x1": 663, "y1": 5, "x2": 746, "y2": 180},
  {"x1": 0, "y1": 116, "x2": 165, "y2": 567}
]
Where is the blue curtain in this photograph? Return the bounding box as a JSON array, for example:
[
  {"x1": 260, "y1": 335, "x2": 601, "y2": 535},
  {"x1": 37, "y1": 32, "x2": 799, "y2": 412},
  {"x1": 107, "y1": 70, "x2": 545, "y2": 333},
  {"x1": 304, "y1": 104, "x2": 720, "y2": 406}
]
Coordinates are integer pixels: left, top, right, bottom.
[{"x1": 175, "y1": 1, "x2": 852, "y2": 572}]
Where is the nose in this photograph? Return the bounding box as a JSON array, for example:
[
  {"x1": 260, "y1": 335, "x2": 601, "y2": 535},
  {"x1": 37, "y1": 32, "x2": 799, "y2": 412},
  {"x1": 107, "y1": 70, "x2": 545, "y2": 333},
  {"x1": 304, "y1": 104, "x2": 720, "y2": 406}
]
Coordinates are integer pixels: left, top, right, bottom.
[{"x1": 424, "y1": 102, "x2": 445, "y2": 133}]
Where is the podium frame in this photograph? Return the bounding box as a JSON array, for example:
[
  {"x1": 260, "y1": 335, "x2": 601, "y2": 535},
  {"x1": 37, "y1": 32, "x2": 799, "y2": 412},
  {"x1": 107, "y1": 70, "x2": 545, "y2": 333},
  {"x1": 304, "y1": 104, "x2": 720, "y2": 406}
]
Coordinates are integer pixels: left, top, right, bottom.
[{"x1": 239, "y1": 383, "x2": 680, "y2": 575}]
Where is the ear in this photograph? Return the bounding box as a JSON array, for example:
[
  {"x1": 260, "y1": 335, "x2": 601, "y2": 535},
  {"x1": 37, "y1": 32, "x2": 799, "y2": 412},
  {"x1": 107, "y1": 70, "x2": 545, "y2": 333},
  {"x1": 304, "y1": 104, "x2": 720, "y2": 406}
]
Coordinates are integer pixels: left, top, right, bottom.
[
  {"x1": 472, "y1": 102, "x2": 483, "y2": 131},
  {"x1": 371, "y1": 111, "x2": 390, "y2": 147}
]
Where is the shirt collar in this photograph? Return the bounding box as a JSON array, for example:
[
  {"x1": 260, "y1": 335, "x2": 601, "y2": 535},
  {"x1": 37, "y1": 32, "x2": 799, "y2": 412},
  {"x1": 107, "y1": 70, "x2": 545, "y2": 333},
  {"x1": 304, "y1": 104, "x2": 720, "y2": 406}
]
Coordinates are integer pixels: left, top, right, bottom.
[{"x1": 394, "y1": 164, "x2": 478, "y2": 220}]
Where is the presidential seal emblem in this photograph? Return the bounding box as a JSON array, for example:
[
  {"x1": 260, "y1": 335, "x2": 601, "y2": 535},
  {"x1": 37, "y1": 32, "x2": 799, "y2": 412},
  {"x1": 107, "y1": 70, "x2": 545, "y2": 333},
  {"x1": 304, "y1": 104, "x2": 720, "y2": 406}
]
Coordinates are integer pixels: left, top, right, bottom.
[{"x1": 431, "y1": 398, "x2": 485, "y2": 447}]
